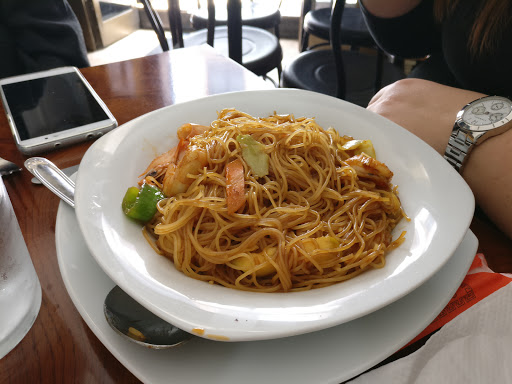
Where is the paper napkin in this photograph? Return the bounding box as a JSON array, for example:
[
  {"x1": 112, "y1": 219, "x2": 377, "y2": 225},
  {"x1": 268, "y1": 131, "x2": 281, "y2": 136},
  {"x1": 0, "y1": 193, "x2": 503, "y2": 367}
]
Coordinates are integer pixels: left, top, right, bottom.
[{"x1": 349, "y1": 282, "x2": 512, "y2": 384}]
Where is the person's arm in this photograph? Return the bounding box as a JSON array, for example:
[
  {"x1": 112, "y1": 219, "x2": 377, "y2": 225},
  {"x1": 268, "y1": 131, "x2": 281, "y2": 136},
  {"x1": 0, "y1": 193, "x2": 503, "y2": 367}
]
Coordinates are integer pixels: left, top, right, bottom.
[
  {"x1": 360, "y1": 0, "x2": 422, "y2": 18},
  {"x1": 367, "y1": 78, "x2": 512, "y2": 240}
]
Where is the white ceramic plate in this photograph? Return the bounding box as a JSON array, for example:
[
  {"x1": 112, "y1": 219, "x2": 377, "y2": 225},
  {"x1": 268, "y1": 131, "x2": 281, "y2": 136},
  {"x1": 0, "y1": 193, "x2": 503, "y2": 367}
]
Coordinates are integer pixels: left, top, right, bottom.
[
  {"x1": 56, "y1": 201, "x2": 478, "y2": 383},
  {"x1": 75, "y1": 89, "x2": 475, "y2": 342}
]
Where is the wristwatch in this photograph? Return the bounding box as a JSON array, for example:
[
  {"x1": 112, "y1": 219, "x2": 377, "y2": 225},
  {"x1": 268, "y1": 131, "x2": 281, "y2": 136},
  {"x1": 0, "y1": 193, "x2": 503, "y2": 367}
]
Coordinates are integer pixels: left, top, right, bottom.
[{"x1": 444, "y1": 95, "x2": 512, "y2": 172}]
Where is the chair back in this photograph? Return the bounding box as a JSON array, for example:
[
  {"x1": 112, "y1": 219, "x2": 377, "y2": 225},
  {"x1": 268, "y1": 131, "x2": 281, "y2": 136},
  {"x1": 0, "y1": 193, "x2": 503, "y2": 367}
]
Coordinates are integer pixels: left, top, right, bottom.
[{"x1": 141, "y1": 0, "x2": 245, "y2": 61}]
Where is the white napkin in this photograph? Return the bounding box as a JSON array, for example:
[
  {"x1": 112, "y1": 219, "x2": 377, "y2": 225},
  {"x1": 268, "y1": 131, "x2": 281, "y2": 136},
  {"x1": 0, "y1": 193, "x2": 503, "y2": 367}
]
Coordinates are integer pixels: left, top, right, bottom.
[{"x1": 349, "y1": 282, "x2": 512, "y2": 384}]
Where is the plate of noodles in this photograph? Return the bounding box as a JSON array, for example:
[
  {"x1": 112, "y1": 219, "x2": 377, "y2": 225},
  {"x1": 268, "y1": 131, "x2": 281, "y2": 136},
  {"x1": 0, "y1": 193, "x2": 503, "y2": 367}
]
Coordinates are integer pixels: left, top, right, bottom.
[{"x1": 75, "y1": 89, "x2": 474, "y2": 342}]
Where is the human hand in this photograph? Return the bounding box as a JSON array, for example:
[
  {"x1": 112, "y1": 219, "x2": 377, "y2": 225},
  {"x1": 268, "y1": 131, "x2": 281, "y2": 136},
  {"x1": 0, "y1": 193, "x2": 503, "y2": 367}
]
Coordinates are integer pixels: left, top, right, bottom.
[
  {"x1": 367, "y1": 78, "x2": 485, "y2": 154},
  {"x1": 367, "y1": 78, "x2": 512, "y2": 240}
]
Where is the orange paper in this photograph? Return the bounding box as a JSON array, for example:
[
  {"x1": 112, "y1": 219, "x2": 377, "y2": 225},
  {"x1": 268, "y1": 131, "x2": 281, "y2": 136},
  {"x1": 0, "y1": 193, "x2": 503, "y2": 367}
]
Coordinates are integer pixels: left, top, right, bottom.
[{"x1": 405, "y1": 254, "x2": 512, "y2": 347}]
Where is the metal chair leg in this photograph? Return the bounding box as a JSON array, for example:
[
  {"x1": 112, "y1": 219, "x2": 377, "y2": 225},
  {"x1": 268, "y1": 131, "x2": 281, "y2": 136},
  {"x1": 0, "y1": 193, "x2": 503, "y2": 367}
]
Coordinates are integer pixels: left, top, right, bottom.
[
  {"x1": 140, "y1": 0, "x2": 169, "y2": 51},
  {"x1": 168, "y1": 0, "x2": 184, "y2": 48}
]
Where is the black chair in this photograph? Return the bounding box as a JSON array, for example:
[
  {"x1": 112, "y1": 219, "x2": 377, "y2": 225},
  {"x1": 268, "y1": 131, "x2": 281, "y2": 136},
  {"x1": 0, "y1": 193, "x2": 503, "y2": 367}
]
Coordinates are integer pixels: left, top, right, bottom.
[
  {"x1": 184, "y1": 0, "x2": 282, "y2": 81},
  {"x1": 190, "y1": 0, "x2": 282, "y2": 40},
  {"x1": 281, "y1": 0, "x2": 404, "y2": 107},
  {"x1": 299, "y1": 0, "x2": 404, "y2": 94},
  {"x1": 140, "y1": 0, "x2": 183, "y2": 50},
  {"x1": 300, "y1": 1, "x2": 374, "y2": 52}
]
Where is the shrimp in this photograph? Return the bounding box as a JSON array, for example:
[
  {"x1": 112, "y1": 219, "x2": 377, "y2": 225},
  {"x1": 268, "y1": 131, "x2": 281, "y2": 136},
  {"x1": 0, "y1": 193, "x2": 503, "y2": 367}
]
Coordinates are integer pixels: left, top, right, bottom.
[
  {"x1": 163, "y1": 145, "x2": 208, "y2": 196},
  {"x1": 138, "y1": 145, "x2": 179, "y2": 184},
  {"x1": 345, "y1": 153, "x2": 393, "y2": 187},
  {"x1": 139, "y1": 123, "x2": 209, "y2": 187},
  {"x1": 177, "y1": 123, "x2": 209, "y2": 140}
]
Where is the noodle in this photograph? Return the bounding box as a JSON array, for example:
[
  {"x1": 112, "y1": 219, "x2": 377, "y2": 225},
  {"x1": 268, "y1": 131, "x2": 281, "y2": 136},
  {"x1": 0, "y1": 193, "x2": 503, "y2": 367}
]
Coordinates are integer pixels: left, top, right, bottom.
[{"x1": 139, "y1": 108, "x2": 407, "y2": 292}]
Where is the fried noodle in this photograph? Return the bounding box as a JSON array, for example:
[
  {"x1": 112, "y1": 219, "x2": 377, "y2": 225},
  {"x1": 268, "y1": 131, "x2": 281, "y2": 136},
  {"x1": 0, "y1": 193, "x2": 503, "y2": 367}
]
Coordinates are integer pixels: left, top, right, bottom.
[{"x1": 141, "y1": 108, "x2": 407, "y2": 292}]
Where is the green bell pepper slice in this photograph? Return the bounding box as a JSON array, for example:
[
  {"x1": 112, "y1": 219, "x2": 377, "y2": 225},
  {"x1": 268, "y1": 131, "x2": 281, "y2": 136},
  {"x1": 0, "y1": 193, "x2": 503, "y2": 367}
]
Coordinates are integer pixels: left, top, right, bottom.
[{"x1": 122, "y1": 183, "x2": 165, "y2": 223}]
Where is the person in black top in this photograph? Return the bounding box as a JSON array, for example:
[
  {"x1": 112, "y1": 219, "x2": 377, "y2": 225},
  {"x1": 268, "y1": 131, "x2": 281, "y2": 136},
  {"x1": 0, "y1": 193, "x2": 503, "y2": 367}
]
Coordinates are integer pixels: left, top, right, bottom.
[
  {"x1": 360, "y1": 0, "x2": 512, "y2": 240},
  {"x1": 0, "y1": 0, "x2": 89, "y2": 79},
  {"x1": 361, "y1": 0, "x2": 512, "y2": 97}
]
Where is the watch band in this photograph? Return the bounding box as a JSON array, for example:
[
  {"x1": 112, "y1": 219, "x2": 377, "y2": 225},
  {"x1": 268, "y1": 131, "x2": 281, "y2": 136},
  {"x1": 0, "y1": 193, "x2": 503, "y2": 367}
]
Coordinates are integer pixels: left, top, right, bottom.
[{"x1": 443, "y1": 127, "x2": 475, "y2": 173}]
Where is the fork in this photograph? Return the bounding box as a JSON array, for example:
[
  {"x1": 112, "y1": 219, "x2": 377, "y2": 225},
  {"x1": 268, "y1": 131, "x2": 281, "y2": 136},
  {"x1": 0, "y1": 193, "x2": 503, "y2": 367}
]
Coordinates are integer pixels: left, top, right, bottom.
[{"x1": 0, "y1": 156, "x2": 22, "y2": 176}]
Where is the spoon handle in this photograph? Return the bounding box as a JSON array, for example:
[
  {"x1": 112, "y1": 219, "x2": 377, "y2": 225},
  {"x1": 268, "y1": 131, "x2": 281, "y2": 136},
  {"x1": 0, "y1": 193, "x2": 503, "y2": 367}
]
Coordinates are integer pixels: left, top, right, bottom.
[
  {"x1": 24, "y1": 157, "x2": 192, "y2": 348},
  {"x1": 24, "y1": 157, "x2": 75, "y2": 208}
]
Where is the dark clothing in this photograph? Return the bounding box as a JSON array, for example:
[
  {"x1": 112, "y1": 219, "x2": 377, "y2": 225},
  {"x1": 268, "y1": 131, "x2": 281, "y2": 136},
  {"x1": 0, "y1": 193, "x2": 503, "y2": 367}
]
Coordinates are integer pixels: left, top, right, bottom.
[
  {"x1": 0, "y1": 0, "x2": 89, "y2": 79},
  {"x1": 361, "y1": 0, "x2": 512, "y2": 97}
]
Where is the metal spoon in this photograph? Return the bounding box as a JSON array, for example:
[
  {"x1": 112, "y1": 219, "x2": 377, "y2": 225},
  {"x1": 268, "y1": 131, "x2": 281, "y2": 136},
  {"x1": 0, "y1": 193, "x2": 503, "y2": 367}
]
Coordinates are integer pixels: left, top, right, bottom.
[
  {"x1": 24, "y1": 157, "x2": 193, "y2": 349},
  {"x1": 104, "y1": 286, "x2": 192, "y2": 349}
]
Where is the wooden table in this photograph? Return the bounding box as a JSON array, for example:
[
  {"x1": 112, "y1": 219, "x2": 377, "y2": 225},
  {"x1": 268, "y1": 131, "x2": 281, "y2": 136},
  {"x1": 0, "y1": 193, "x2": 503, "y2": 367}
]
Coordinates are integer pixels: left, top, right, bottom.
[
  {"x1": 0, "y1": 45, "x2": 271, "y2": 383},
  {"x1": 1, "y1": 45, "x2": 511, "y2": 383}
]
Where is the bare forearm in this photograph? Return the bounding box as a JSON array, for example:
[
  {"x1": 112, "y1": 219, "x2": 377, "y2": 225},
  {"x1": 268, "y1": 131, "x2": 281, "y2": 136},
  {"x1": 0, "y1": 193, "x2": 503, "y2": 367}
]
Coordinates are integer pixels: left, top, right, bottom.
[
  {"x1": 360, "y1": 0, "x2": 422, "y2": 18},
  {"x1": 368, "y1": 79, "x2": 512, "y2": 239},
  {"x1": 464, "y1": 130, "x2": 512, "y2": 240}
]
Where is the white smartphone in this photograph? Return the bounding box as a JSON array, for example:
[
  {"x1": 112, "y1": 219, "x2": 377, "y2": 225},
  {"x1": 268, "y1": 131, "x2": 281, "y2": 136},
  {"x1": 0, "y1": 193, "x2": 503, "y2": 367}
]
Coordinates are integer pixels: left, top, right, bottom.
[{"x1": 0, "y1": 66, "x2": 117, "y2": 155}]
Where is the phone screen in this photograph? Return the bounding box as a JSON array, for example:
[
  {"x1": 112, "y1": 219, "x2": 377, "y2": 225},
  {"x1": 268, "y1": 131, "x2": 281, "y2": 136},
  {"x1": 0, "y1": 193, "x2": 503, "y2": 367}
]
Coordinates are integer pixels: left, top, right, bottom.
[{"x1": 1, "y1": 72, "x2": 110, "y2": 141}]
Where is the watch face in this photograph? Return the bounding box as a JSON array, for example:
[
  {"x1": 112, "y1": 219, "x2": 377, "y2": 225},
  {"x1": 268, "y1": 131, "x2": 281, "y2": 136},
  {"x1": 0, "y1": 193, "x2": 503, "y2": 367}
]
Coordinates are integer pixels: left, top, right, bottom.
[{"x1": 461, "y1": 96, "x2": 512, "y2": 130}]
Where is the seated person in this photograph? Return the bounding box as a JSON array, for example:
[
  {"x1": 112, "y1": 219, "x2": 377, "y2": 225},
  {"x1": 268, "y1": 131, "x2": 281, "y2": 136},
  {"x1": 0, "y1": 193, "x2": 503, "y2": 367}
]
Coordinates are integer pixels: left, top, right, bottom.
[
  {"x1": 360, "y1": 0, "x2": 512, "y2": 239},
  {"x1": 368, "y1": 79, "x2": 512, "y2": 240},
  {"x1": 0, "y1": 0, "x2": 89, "y2": 79},
  {"x1": 360, "y1": 0, "x2": 512, "y2": 97}
]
